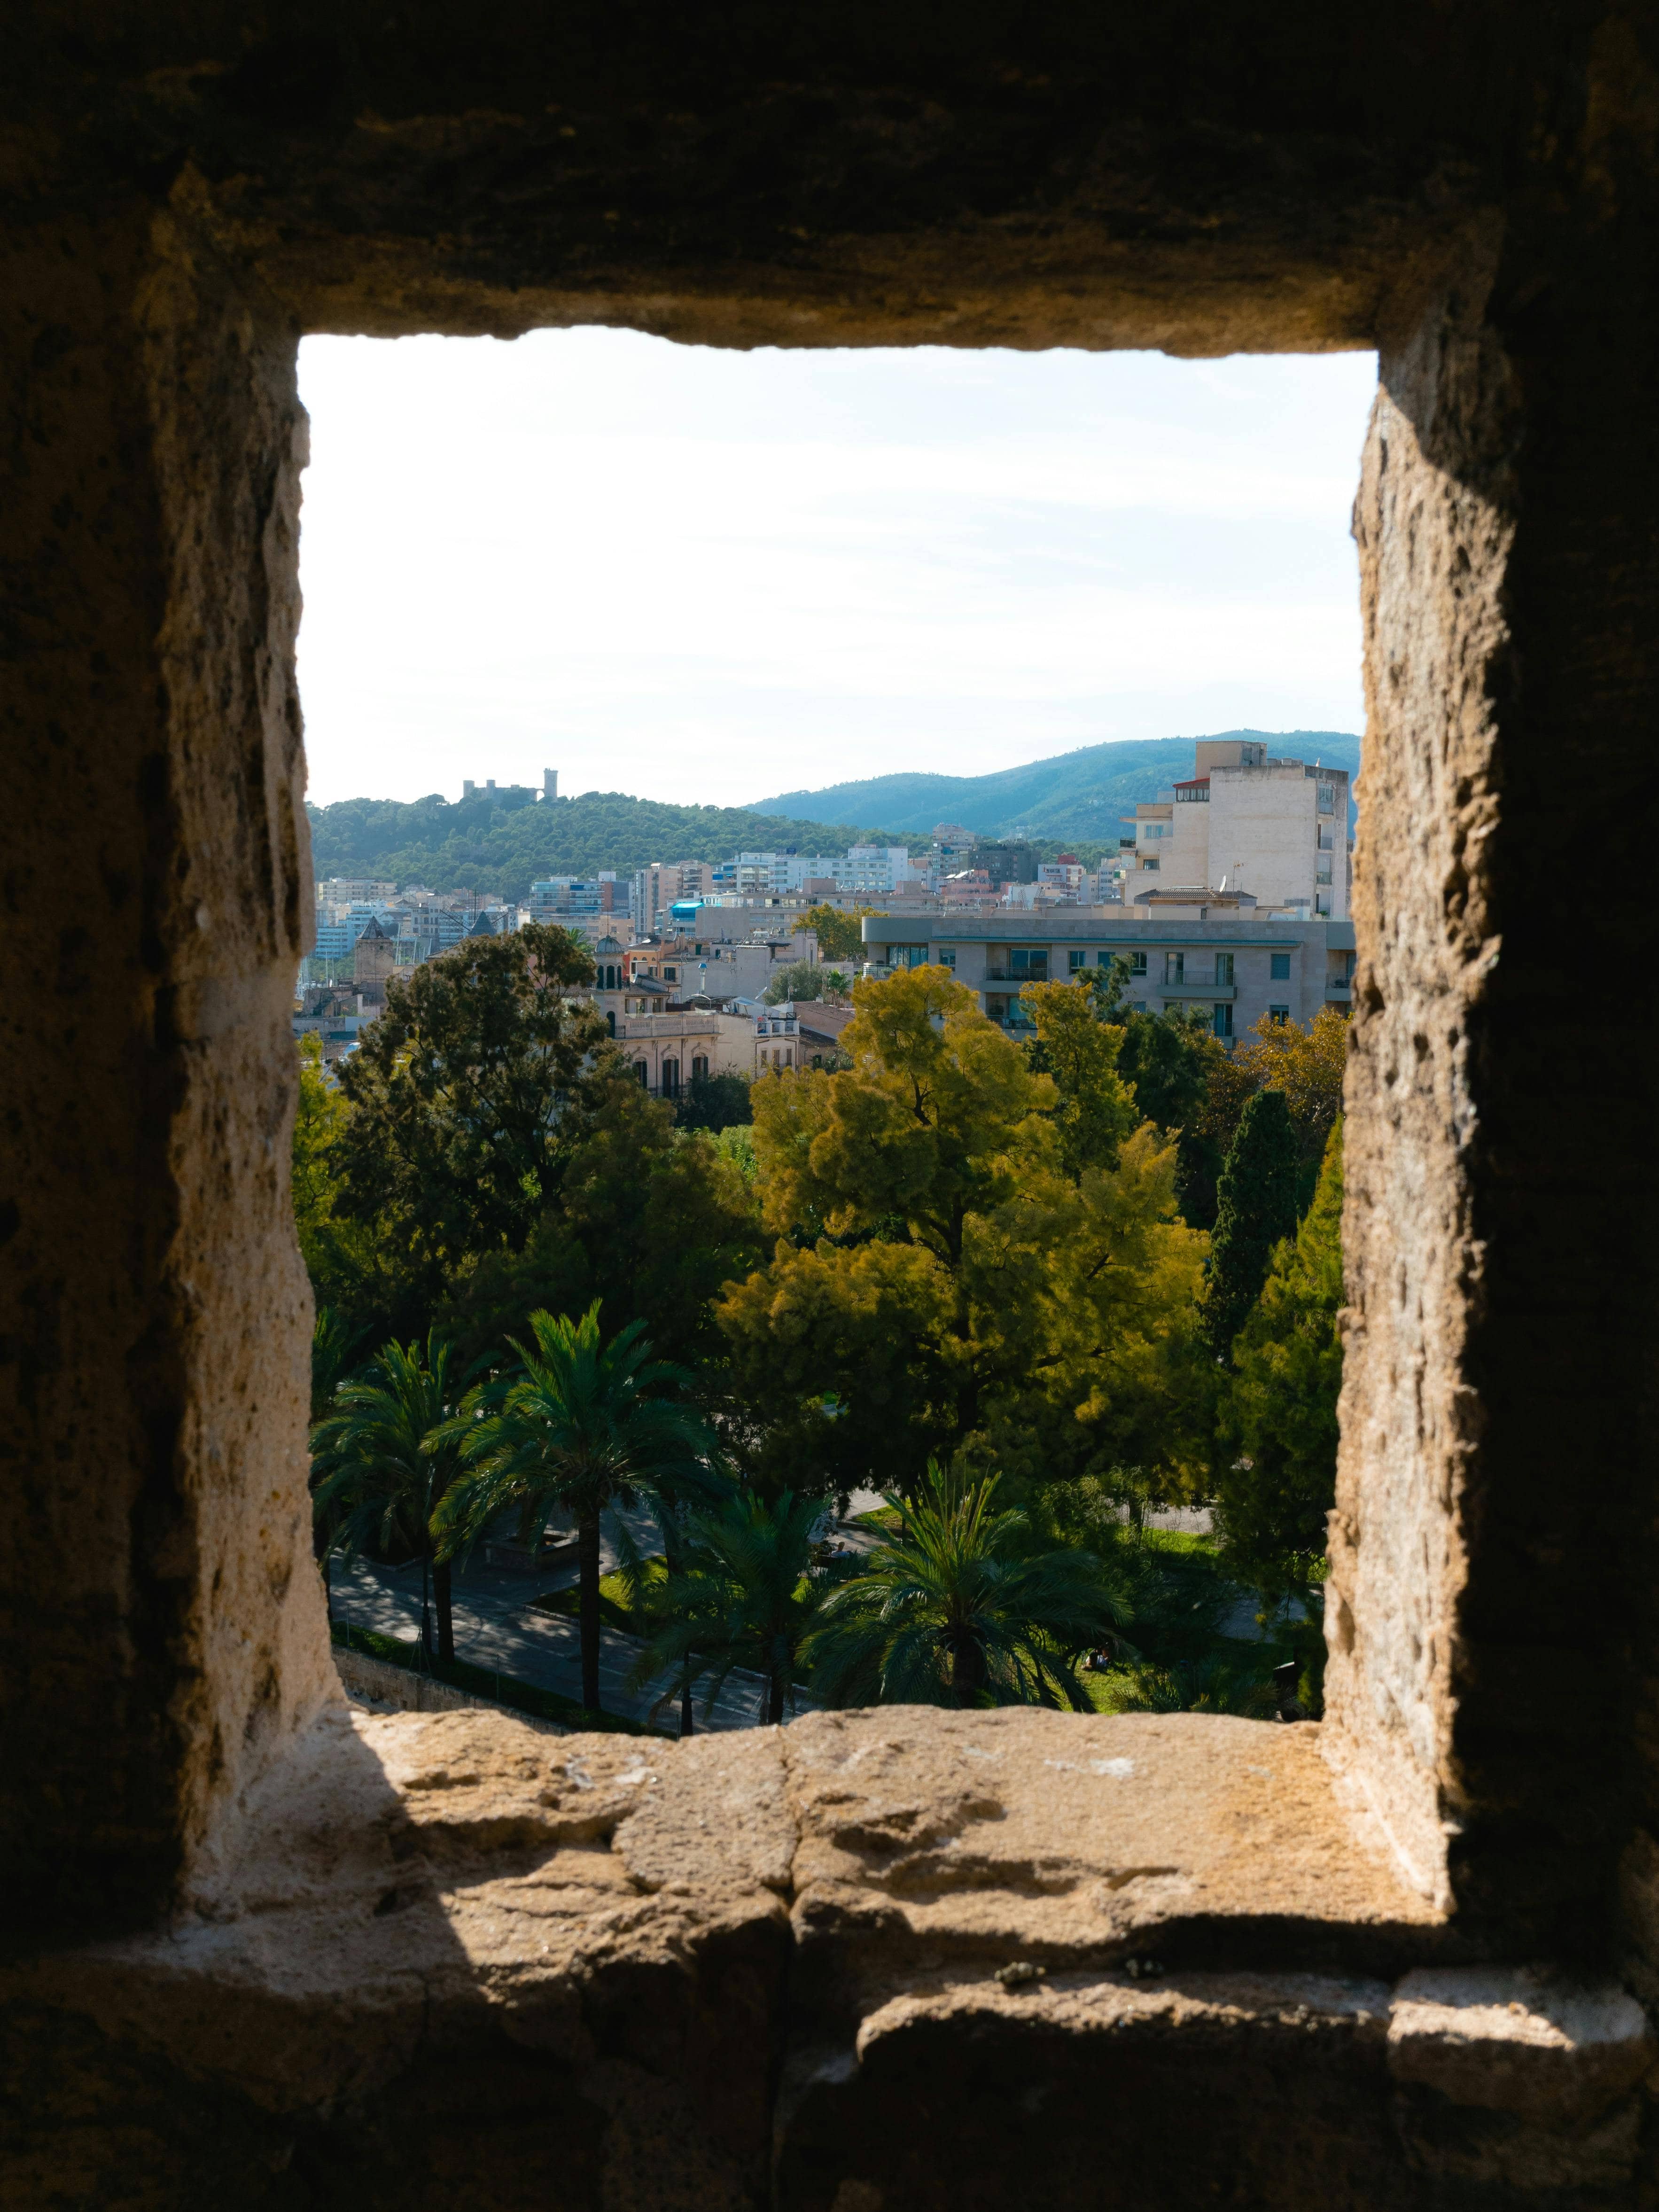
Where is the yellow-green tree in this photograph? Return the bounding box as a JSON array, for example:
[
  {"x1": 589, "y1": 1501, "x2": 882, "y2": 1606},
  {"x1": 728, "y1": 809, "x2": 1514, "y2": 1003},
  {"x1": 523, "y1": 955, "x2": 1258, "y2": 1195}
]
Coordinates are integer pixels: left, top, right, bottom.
[
  {"x1": 1020, "y1": 976, "x2": 1137, "y2": 1176},
  {"x1": 716, "y1": 966, "x2": 1209, "y2": 1498},
  {"x1": 801, "y1": 902, "x2": 886, "y2": 964}
]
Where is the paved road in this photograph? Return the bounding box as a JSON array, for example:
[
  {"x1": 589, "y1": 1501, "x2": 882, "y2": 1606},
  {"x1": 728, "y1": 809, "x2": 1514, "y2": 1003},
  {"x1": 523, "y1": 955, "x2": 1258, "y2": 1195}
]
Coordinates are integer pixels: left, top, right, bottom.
[{"x1": 329, "y1": 1513, "x2": 816, "y2": 1734}]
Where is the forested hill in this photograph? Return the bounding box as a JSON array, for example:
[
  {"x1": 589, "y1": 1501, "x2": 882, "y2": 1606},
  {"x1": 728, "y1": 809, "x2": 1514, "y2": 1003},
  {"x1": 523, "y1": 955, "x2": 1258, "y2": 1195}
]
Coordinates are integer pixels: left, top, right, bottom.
[
  {"x1": 304, "y1": 788, "x2": 910, "y2": 903},
  {"x1": 755, "y1": 729, "x2": 1363, "y2": 840}
]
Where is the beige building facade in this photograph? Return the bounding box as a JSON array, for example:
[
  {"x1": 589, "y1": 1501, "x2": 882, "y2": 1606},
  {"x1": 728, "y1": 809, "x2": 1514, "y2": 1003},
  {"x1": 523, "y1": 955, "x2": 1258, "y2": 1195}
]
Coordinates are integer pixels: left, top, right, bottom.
[{"x1": 1122, "y1": 737, "x2": 1352, "y2": 919}]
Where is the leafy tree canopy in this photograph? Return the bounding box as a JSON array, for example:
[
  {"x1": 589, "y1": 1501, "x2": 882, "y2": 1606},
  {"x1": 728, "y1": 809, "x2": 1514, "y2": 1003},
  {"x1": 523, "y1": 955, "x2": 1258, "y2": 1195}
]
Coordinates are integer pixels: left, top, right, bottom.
[
  {"x1": 440, "y1": 1085, "x2": 761, "y2": 1370},
  {"x1": 716, "y1": 966, "x2": 1209, "y2": 1497},
  {"x1": 801, "y1": 903, "x2": 885, "y2": 963},
  {"x1": 330, "y1": 922, "x2": 611, "y2": 1311}
]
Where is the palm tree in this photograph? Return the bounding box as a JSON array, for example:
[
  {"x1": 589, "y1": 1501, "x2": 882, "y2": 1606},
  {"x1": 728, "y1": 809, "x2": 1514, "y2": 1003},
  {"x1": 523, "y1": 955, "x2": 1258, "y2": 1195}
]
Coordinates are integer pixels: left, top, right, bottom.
[
  {"x1": 433, "y1": 1302, "x2": 718, "y2": 1714},
  {"x1": 311, "y1": 1333, "x2": 479, "y2": 1659},
  {"x1": 803, "y1": 1463, "x2": 1131, "y2": 1710},
  {"x1": 630, "y1": 1490, "x2": 826, "y2": 1728}
]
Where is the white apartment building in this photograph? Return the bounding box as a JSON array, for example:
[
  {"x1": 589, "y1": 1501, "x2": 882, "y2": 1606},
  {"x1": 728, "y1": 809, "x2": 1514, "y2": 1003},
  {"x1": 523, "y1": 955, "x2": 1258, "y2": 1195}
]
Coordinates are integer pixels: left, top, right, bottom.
[{"x1": 1121, "y1": 738, "x2": 1353, "y2": 919}]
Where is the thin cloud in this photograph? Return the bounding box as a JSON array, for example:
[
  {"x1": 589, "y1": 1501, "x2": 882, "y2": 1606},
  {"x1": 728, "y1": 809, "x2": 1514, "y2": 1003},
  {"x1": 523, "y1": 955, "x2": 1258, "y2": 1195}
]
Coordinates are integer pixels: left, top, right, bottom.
[{"x1": 297, "y1": 330, "x2": 1374, "y2": 808}]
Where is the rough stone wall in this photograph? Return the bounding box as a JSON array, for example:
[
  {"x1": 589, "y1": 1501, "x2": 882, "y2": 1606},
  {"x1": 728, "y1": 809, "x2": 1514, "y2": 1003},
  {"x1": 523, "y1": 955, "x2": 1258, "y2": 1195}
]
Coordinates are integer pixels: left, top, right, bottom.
[
  {"x1": 1332, "y1": 19, "x2": 1659, "y2": 1963},
  {"x1": 0, "y1": 205, "x2": 329, "y2": 1943},
  {"x1": 6, "y1": 8, "x2": 1659, "y2": 2201}
]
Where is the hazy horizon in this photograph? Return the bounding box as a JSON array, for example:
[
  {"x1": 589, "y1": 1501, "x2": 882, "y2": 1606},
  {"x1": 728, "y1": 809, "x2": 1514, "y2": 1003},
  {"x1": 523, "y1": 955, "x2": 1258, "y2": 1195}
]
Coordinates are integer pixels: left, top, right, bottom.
[{"x1": 296, "y1": 332, "x2": 1377, "y2": 811}]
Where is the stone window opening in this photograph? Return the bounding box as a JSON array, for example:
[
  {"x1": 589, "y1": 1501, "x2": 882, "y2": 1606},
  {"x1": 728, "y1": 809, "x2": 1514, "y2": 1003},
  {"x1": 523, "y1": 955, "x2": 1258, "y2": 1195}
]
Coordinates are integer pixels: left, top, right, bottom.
[{"x1": 8, "y1": 21, "x2": 1657, "y2": 2210}]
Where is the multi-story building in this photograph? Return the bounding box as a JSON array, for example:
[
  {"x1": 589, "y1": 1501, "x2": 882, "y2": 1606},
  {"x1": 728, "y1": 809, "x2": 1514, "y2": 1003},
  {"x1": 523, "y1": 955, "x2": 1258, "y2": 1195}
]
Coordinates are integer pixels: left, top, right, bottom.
[
  {"x1": 861, "y1": 911, "x2": 1355, "y2": 1042},
  {"x1": 1120, "y1": 738, "x2": 1353, "y2": 919},
  {"x1": 630, "y1": 859, "x2": 716, "y2": 935}
]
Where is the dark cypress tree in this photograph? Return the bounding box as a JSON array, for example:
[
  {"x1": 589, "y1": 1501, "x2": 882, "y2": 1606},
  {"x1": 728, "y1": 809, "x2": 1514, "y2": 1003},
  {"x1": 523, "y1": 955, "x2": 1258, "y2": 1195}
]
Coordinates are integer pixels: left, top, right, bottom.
[{"x1": 1203, "y1": 1089, "x2": 1300, "y2": 1358}]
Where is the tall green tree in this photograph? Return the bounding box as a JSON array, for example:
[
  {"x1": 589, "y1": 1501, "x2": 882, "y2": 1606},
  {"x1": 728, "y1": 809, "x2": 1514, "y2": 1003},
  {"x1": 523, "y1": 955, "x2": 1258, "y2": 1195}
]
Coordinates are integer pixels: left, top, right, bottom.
[
  {"x1": 1080, "y1": 966, "x2": 1239, "y2": 1230},
  {"x1": 803, "y1": 1464, "x2": 1131, "y2": 1709},
  {"x1": 434, "y1": 1304, "x2": 717, "y2": 1713},
  {"x1": 1234, "y1": 1006, "x2": 1351, "y2": 1210},
  {"x1": 1213, "y1": 1119, "x2": 1345, "y2": 1608},
  {"x1": 632, "y1": 1490, "x2": 826, "y2": 1727},
  {"x1": 311, "y1": 1334, "x2": 480, "y2": 1659},
  {"x1": 330, "y1": 923, "x2": 614, "y2": 1327},
  {"x1": 717, "y1": 967, "x2": 1208, "y2": 1498},
  {"x1": 440, "y1": 1085, "x2": 761, "y2": 1370},
  {"x1": 1203, "y1": 1089, "x2": 1300, "y2": 1358}
]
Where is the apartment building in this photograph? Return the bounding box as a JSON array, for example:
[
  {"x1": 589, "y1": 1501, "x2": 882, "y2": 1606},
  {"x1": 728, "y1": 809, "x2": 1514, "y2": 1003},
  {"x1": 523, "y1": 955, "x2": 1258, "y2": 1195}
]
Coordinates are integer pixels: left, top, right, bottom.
[
  {"x1": 861, "y1": 911, "x2": 1354, "y2": 1041},
  {"x1": 630, "y1": 859, "x2": 716, "y2": 935},
  {"x1": 1121, "y1": 737, "x2": 1353, "y2": 918}
]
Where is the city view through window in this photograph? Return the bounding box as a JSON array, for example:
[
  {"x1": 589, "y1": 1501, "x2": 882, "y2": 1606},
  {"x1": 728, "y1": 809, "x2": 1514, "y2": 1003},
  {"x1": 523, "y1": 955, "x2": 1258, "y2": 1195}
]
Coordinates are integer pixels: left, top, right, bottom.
[{"x1": 297, "y1": 331, "x2": 1375, "y2": 1736}]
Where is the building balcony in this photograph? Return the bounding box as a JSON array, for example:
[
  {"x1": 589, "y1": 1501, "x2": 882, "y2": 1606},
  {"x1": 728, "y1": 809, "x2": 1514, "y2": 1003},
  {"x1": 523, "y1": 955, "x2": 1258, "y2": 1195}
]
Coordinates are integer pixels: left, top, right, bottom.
[
  {"x1": 1326, "y1": 976, "x2": 1353, "y2": 997},
  {"x1": 1158, "y1": 977, "x2": 1238, "y2": 1000}
]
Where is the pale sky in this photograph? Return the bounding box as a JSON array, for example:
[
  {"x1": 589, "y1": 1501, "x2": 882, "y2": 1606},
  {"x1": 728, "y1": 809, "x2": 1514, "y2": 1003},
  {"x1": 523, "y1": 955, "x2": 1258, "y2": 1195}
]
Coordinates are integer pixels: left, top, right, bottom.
[{"x1": 296, "y1": 330, "x2": 1377, "y2": 811}]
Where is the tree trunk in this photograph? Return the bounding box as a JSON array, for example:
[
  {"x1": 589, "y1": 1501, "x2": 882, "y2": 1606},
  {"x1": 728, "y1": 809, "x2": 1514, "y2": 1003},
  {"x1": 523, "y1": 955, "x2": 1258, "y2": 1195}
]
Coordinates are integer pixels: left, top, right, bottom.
[
  {"x1": 767, "y1": 1667, "x2": 787, "y2": 1726},
  {"x1": 578, "y1": 1511, "x2": 602, "y2": 1713},
  {"x1": 680, "y1": 1668, "x2": 694, "y2": 1738},
  {"x1": 952, "y1": 1631, "x2": 987, "y2": 1708},
  {"x1": 433, "y1": 1557, "x2": 454, "y2": 1661}
]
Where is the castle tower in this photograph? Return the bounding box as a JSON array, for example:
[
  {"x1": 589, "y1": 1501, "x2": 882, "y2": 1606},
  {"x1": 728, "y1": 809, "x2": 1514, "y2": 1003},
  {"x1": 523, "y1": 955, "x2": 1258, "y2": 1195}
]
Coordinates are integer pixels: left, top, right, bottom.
[{"x1": 352, "y1": 915, "x2": 397, "y2": 989}]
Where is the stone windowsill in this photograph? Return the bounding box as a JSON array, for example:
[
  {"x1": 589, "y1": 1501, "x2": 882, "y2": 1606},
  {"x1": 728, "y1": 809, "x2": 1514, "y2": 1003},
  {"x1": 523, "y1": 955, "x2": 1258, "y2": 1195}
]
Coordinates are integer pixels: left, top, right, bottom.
[{"x1": 5, "y1": 1706, "x2": 1651, "y2": 2208}]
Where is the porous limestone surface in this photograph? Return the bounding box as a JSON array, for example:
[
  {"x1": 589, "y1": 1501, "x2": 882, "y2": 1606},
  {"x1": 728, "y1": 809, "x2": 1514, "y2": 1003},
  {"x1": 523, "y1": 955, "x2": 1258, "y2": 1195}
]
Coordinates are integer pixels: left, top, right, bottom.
[
  {"x1": 784, "y1": 1704, "x2": 1443, "y2": 2003},
  {"x1": 4, "y1": 1705, "x2": 1654, "y2": 2209}
]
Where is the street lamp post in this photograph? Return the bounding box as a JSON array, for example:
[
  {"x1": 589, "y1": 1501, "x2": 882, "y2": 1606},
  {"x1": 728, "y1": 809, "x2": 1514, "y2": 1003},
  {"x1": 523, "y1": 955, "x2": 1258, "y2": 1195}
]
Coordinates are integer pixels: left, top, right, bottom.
[{"x1": 419, "y1": 1465, "x2": 436, "y2": 1660}]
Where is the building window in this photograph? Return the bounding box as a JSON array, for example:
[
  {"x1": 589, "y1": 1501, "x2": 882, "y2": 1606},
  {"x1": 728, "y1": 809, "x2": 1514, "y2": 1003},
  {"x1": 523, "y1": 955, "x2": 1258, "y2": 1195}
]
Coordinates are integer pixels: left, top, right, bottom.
[
  {"x1": 1315, "y1": 894, "x2": 1331, "y2": 916},
  {"x1": 1068, "y1": 949, "x2": 1086, "y2": 973},
  {"x1": 662, "y1": 1057, "x2": 680, "y2": 1098},
  {"x1": 1268, "y1": 1005, "x2": 1290, "y2": 1025},
  {"x1": 663, "y1": 966, "x2": 678, "y2": 982},
  {"x1": 606, "y1": 1011, "x2": 616, "y2": 1037},
  {"x1": 1270, "y1": 951, "x2": 1291, "y2": 980},
  {"x1": 938, "y1": 947, "x2": 956, "y2": 969},
  {"x1": 634, "y1": 1060, "x2": 649, "y2": 1084},
  {"x1": 1316, "y1": 866, "x2": 1333, "y2": 886},
  {"x1": 1164, "y1": 952, "x2": 1184, "y2": 984},
  {"x1": 1128, "y1": 950, "x2": 1148, "y2": 976},
  {"x1": 1141, "y1": 857, "x2": 1161, "y2": 872},
  {"x1": 1215, "y1": 952, "x2": 1234, "y2": 985},
  {"x1": 1010, "y1": 948, "x2": 1048, "y2": 980},
  {"x1": 891, "y1": 944, "x2": 929, "y2": 968},
  {"x1": 692, "y1": 1055, "x2": 709, "y2": 1080},
  {"x1": 811, "y1": 1053, "x2": 823, "y2": 1069},
  {"x1": 1213, "y1": 1003, "x2": 1233, "y2": 1039},
  {"x1": 1317, "y1": 784, "x2": 1335, "y2": 814}
]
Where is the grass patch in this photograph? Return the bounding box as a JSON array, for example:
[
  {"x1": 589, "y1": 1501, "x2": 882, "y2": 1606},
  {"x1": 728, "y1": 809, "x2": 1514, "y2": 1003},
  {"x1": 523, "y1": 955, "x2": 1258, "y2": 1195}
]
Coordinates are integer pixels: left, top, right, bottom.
[
  {"x1": 330, "y1": 1619, "x2": 669, "y2": 1738},
  {"x1": 1129, "y1": 1526, "x2": 1218, "y2": 1560},
  {"x1": 532, "y1": 1560, "x2": 668, "y2": 1638}
]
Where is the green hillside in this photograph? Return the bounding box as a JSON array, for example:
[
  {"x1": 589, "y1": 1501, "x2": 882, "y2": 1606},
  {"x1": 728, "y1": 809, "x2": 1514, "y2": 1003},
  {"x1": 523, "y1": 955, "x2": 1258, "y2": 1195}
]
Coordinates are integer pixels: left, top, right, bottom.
[
  {"x1": 304, "y1": 788, "x2": 913, "y2": 904},
  {"x1": 754, "y1": 730, "x2": 1363, "y2": 841}
]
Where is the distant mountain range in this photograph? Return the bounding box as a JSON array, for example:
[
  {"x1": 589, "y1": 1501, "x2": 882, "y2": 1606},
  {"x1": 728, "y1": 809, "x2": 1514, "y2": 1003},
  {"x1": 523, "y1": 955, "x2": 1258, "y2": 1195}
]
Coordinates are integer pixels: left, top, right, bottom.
[
  {"x1": 754, "y1": 731, "x2": 1363, "y2": 841},
  {"x1": 306, "y1": 730, "x2": 1364, "y2": 903}
]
